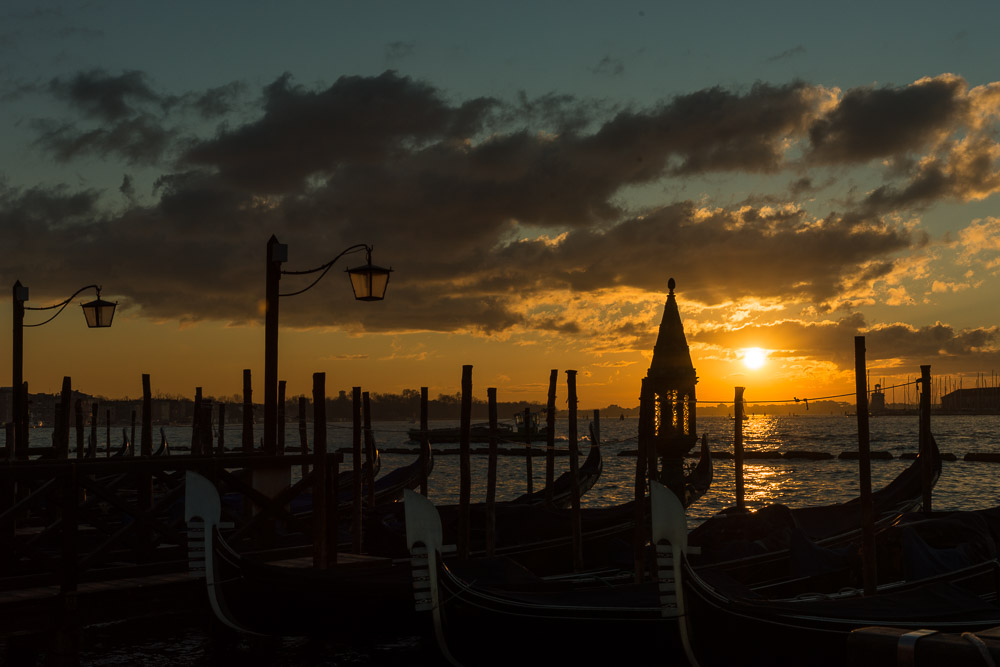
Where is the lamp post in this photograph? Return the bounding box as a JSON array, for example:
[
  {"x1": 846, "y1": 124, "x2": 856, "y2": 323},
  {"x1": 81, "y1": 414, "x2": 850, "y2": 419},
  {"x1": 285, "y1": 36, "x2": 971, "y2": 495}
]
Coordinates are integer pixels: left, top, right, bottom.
[
  {"x1": 263, "y1": 235, "x2": 391, "y2": 455},
  {"x1": 11, "y1": 281, "x2": 116, "y2": 457}
]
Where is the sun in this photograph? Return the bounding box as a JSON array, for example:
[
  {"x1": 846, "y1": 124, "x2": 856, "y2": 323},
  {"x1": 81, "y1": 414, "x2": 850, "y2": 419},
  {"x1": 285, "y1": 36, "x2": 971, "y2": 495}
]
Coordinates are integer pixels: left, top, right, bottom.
[{"x1": 742, "y1": 347, "x2": 767, "y2": 370}]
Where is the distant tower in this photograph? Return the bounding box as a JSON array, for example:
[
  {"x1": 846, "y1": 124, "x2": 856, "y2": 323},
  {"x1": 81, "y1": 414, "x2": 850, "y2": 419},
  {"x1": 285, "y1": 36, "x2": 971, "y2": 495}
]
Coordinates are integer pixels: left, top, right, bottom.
[
  {"x1": 640, "y1": 278, "x2": 698, "y2": 500},
  {"x1": 870, "y1": 383, "x2": 886, "y2": 415}
]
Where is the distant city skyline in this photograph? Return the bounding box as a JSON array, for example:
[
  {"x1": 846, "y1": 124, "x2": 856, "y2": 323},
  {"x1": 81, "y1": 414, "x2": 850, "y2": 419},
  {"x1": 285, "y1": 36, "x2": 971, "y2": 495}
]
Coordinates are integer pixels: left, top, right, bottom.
[{"x1": 3, "y1": 2, "x2": 1000, "y2": 408}]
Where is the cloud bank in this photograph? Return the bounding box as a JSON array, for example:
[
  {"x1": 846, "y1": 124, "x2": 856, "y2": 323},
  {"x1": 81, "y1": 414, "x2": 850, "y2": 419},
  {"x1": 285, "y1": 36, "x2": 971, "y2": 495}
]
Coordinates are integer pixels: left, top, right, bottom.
[{"x1": 4, "y1": 70, "x2": 1000, "y2": 372}]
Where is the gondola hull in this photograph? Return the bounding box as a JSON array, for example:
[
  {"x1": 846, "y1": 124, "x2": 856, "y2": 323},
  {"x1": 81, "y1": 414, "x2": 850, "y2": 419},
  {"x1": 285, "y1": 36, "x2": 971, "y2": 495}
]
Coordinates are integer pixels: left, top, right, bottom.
[
  {"x1": 405, "y1": 483, "x2": 692, "y2": 667},
  {"x1": 681, "y1": 555, "x2": 1000, "y2": 666},
  {"x1": 687, "y1": 435, "x2": 942, "y2": 588}
]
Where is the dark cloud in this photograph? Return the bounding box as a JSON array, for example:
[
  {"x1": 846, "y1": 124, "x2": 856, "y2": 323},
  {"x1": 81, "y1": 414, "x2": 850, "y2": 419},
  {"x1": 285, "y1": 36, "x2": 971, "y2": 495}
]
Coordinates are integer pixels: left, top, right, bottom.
[
  {"x1": 485, "y1": 203, "x2": 912, "y2": 307},
  {"x1": 32, "y1": 115, "x2": 174, "y2": 165},
  {"x1": 766, "y1": 46, "x2": 806, "y2": 63},
  {"x1": 119, "y1": 174, "x2": 135, "y2": 202},
  {"x1": 5, "y1": 71, "x2": 998, "y2": 339},
  {"x1": 25, "y1": 71, "x2": 245, "y2": 166},
  {"x1": 187, "y1": 81, "x2": 246, "y2": 119},
  {"x1": 592, "y1": 56, "x2": 624, "y2": 77},
  {"x1": 807, "y1": 75, "x2": 968, "y2": 163},
  {"x1": 857, "y1": 135, "x2": 1000, "y2": 213},
  {"x1": 592, "y1": 81, "x2": 824, "y2": 176},
  {"x1": 48, "y1": 69, "x2": 161, "y2": 122},
  {"x1": 182, "y1": 71, "x2": 499, "y2": 193}
]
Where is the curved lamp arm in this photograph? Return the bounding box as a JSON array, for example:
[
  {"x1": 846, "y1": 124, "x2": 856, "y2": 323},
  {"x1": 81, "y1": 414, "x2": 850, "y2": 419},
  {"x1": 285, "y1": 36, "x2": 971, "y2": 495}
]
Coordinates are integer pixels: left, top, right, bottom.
[
  {"x1": 23, "y1": 284, "x2": 102, "y2": 328},
  {"x1": 278, "y1": 244, "x2": 371, "y2": 298}
]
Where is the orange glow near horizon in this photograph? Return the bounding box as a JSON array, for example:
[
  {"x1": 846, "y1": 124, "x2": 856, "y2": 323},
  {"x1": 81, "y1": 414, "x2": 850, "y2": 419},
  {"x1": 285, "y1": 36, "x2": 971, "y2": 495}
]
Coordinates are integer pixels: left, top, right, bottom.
[{"x1": 0, "y1": 302, "x2": 919, "y2": 411}]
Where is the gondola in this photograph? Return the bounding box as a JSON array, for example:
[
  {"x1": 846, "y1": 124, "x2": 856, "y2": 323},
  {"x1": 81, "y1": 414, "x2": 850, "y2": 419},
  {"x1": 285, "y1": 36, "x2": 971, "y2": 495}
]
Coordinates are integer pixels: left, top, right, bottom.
[
  {"x1": 153, "y1": 427, "x2": 169, "y2": 456},
  {"x1": 687, "y1": 434, "x2": 942, "y2": 588},
  {"x1": 488, "y1": 432, "x2": 603, "y2": 508},
  {"x1": 678, "y1": 515, "x2": 1000, "y2": 667},
  {"x1": 185, "y1": 471, "x2": 415, "y2": 637},
  {"x1": 111, "y1": 428, "x2": 133, "y2": 457},
  {"x1": 405, "y1": 482, "x2": 692, "y2": 666},
  {"x1": 183, "y1": 441, "x2": 701, "y2": 637},
  {"x1": 284, "y1": 445, "x2": 428, "y2": 516},
  {"x1": 339, "y1": 445, "x2": 430, "y2": 509},
  {"x1": 363, "y1": 434, "x2": 710, "y2": 575}
]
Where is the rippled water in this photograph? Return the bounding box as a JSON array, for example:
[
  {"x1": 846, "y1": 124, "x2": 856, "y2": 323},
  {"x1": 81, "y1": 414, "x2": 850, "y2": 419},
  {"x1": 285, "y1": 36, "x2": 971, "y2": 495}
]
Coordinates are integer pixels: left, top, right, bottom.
[{"x1": 39, "y1": 413, "x2": 1000, "y2": 665}]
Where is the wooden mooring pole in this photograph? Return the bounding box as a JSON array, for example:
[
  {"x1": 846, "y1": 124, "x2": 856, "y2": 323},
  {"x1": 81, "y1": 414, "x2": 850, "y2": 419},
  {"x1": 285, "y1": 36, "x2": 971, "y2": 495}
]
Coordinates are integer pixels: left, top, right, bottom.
[
  {"x1": 217, "y1": 403, "x2": 226, "y2": 455},
  {"x1": 74, "y1": 399, "x2": 84, "y2": 460},
  {"x1": 854, "y1": 336, "x2": 877, "y2": 596},
  {"x1": 419, "y1": 387, "x2": 429, "y2": 496},
  {"x1": 352, "y1": 386, "x2": 362, "y2": 554},
  {"x1": 298, "y1": 396, "x2": 309, "y2": 479},
  {"x1": 545, "y1": 369, "x2": 557, "y2": 504},
  {"x1": 363, "y1": 391, "x2": 375, "y2": 508},
  {"x1": 57, "y1": 377, "x2": 71, "y2": 458},
  {"x1": 197, "y1": 399, "x2": 213, "y2": 454},
  {"x1": 486, "y1": 387, "x2": 499, "y2": 557},
  {"x1": 141, "y1": 374, "x2": 152, "y2": 457},
  {"x1": 242, "y1": 369, "x2": 253, "y2": 453},
  {"x1": 566, "y1": 370, "x2": 583, "y2": 572},
  {"x1": 458, "y1": 364, "x2": 472, "y2": 559},
  {"x1": 191, "y1": 387, "x2": 202, "y2": 455},
  {"x1": 634, "y1": 378, "x2": 650, "y2": 583},
  {"x1": 919, "y1": 365, "x2": 933, "y2": 513},
  {"x1": 734, "y1": 386, "x2": 746, "y2": 510},
  {"x1": 313, "y1": 372, "x2": 330, "y2": 569},
  {"x1": 89, "y1": 403, "x2": 98, "y2": 459},
  {"x1": 139, "y1": 374, "x2": 153, "y2": 562},
  {"x1": 278, "y1": 380, "x2": 286, "y2": 455},
  {"x1": 523, "y1": 407, "x2": 533, "y2": 494}
]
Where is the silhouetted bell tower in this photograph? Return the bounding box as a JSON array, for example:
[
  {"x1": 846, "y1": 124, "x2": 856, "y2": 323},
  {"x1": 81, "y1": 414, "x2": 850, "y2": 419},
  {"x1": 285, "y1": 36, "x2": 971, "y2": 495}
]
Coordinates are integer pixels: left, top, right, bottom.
[{"x1": 639, "y1": 277, "x2": 698, "y2": 500}]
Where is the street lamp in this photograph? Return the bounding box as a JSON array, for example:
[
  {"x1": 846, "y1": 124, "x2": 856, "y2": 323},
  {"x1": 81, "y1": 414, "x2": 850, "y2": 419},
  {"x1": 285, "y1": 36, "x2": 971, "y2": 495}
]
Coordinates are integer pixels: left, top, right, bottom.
[
  {"x1": 263, "y1": 235, "x2": 391, "y2": 454},
  {"x1": 11, "y1": 281, "x2": 117, "y2": 457}
]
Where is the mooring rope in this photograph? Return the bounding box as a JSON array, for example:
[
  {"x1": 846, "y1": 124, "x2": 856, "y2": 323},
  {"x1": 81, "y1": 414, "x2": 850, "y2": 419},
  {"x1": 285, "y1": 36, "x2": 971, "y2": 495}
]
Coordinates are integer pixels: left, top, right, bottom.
[{"x1": 697, "y1": 379, "x2": 921, "y2": 406}]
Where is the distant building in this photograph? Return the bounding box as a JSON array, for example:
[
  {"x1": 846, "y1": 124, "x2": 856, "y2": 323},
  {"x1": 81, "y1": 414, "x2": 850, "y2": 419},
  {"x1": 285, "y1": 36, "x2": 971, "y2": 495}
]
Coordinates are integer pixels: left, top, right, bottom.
[
  {"x1": 869, "y1": 384, "x2": 886, "y2": 414},
  {"x1": 941, "y1": 387, "x2": 1000, "y2": 414}
]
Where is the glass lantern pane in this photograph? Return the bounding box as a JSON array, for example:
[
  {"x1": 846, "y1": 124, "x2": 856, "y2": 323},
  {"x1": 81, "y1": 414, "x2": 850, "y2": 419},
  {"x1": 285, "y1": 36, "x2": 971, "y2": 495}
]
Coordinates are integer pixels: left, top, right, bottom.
[
  {"x1": 369, "y1": 271, "x2": 390, "y2": 299},
  {"x1": 349, "y1": 271, "x2": 371, "y2": 299},
  {"x1": 98, "y1": 303, "x2": 116, "y2": 327}
]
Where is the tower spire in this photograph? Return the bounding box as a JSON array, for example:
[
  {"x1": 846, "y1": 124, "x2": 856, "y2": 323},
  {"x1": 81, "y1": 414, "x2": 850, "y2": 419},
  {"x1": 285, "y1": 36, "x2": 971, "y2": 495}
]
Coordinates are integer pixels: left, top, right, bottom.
[{"x1": 640, "y1": 278, "x2": 699, "y2": 499}]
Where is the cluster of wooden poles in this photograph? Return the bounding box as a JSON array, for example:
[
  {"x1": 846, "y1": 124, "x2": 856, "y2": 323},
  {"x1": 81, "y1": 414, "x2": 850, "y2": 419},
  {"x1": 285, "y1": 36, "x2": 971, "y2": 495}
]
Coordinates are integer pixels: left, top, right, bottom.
[
  {"x1": 728, "y1": 336, "x2": 937, "y2": 597},
  {"x1": 444, "y1": 365, "x2": 590, "y2": 567}
]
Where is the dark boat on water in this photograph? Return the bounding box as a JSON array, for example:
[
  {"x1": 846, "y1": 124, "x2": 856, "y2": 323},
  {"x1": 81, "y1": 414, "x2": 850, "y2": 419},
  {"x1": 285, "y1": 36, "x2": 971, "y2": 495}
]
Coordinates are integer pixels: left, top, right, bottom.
[
  {"x1": 183, "y1": 435, "x2": 703, "y2": 636},
  {"x1": 405, "y1": 482, "x2": 692, "y2": 666},
  {"x1": 407, "y1": 410, "x2": 548, "y2": 443},
  {"x1": 687, "y1": 434, "x2": 942, "y2": 589},
  {"x1": 186, "y1": 472, "x2": 413, "y2": 637},
  {"x1": 283, "y1": 445, "x2": 430, "y2": 516},
  {"x1": 361, "y1": 434, "x2": 712, "y2": 573},
  {"x1": 678, "y1": 504, "x2": 1000, "y2": 666}
]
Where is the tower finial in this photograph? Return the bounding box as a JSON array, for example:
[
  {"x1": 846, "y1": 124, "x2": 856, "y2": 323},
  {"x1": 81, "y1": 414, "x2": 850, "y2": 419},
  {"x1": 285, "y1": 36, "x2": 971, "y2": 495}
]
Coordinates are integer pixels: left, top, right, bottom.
[{"x1": 668, "y1": 277, "x2": 675, "y2": 295}]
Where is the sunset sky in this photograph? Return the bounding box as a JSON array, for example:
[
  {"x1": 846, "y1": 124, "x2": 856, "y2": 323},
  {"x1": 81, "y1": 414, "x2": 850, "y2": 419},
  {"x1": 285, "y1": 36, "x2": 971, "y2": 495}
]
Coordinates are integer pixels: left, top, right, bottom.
[{"x1": 3, "y1": 2, "x2": 1000, "y2": 409}]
